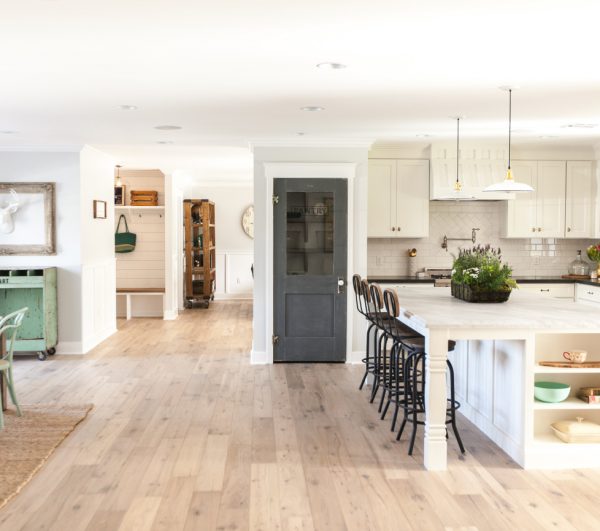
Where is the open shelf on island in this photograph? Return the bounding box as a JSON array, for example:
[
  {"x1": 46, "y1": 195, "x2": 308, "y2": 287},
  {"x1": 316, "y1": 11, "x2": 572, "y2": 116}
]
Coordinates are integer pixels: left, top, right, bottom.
[
  {"x1": 535, "y1": 364, "x2": 600, "y2": 374},
  {"x1": 534, "y1": 397, "x2": 600, "y2": 410}
]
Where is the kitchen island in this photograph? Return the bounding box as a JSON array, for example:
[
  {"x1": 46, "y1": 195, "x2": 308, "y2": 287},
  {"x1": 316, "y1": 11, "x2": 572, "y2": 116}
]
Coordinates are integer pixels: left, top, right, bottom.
[{"x1": 395, "y1": 286, "x2": 600, "y2": 470}]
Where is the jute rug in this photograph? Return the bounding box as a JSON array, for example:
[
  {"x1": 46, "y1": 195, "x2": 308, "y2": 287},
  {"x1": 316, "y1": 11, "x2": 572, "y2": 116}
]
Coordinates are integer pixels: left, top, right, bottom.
[{"x1": 0, "y1": 404, "x2": 93, "y2": 510}]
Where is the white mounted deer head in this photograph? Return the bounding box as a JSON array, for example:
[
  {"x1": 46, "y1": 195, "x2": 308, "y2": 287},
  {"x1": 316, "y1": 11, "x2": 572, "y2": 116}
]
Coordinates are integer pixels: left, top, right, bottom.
[{"x1": 0, "y1": 189, "x2": 20, "y2": 234}]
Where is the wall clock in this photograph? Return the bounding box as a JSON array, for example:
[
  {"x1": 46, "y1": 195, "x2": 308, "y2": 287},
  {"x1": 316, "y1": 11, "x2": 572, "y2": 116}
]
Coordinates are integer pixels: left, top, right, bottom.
[{"x1": 242, "y1": 205, "x2": 254, "y2": 239}]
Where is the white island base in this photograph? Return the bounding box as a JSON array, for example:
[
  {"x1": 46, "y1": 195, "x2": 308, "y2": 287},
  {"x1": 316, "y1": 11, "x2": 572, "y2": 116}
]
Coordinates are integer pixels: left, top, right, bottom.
[{"x1": 394, "y1": 286, "x2": 600, "y2": 470}]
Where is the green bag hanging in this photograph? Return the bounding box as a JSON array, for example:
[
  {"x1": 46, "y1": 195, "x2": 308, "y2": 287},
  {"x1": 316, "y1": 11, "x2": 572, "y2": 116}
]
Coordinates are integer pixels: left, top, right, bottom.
[{"x1": 115, "y1": 214, "x2": 137, "y2": 253}]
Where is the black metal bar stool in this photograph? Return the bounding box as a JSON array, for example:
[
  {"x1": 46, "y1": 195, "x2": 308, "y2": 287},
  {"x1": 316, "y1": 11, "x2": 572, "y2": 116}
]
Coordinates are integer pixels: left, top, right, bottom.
[
  {"x1": 396, "y1": 340, "x2": 466, "y2": 456},
  {"x1": 368, "y1": 283, "x2": 420, "y2": 408},
  {"x1": 352, "y1": 274, "x2": 378, "y2": 391},
  {"x1": 379, "y1": 288, "x2": 424, "y2": 431}
]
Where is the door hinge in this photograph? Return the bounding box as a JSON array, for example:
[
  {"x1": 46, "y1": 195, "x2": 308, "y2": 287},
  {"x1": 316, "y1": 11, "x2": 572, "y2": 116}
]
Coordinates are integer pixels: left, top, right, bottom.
[
  {"x1": 272, "y1": 334, "x2": 280, "y2": 345},
  {"x1": 272, "y1": 195, "x2": 279, "y2": 205}
]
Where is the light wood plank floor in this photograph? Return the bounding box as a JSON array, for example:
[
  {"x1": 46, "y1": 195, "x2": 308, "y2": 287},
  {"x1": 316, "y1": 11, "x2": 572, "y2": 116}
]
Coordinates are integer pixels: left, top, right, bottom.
[{"x1": 1, "y1": 301, "x2": 600, "y2": 530}]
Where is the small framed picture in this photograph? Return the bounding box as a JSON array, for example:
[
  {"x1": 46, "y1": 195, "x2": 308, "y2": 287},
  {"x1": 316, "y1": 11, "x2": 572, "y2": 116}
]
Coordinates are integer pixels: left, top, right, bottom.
[
  {"x1": 93, "y1": 200, "x2": 107, "y2": 219},
  {"x1": 114, "y1": 185, "x2": 126, "y2": 206}
]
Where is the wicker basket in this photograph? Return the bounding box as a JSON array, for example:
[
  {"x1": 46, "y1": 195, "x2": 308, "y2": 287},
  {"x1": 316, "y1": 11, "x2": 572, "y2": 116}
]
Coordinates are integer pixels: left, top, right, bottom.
[{"x1": 451, "y1": 282, "x2": 511, "y2": 303}]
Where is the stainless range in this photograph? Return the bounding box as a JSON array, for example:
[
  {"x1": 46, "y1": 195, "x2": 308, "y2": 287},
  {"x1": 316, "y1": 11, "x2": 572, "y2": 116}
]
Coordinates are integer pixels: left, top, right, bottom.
[{"x1": 419, "y1": 268, "x2": 452, "y2": 287}]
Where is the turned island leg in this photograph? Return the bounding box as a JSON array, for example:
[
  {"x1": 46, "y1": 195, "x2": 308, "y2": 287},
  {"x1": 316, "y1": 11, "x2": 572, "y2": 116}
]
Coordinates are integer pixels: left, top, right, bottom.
[{"x1": 423, "y1": 329, "x2": 450, "y2": 470}]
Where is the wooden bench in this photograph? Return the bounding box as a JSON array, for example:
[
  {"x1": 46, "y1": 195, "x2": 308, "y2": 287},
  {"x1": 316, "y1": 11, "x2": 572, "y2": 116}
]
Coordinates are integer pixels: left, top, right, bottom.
[{"x1": 116, "y1": 288, "x2": 165, "y2": 320}]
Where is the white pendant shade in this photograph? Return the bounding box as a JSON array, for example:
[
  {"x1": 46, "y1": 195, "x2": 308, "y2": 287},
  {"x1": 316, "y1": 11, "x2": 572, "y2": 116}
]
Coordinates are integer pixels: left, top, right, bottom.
[
  {"x1": 483, "y1": 168, "x2": 534, "y2": 193},
  {"x1": 483, "y1": 88, "x2": 535, "y2": 194}
]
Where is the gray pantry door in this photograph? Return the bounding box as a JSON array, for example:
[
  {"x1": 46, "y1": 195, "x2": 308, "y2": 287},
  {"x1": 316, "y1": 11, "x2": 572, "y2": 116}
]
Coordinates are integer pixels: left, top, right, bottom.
[{"x1": 273, "y1": 178, "x2": 348, "y2": 362}]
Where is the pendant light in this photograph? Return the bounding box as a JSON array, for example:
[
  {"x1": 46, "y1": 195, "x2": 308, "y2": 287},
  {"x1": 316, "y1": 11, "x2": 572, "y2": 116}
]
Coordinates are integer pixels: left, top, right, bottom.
[
  {"x1": 483, "y1": 88, "x2": 534, "y2": 193},
  {"x1": 115, "y1": 165, "x2": 123, "y2": 187},
  {"x1": 435, "y1": 116, "x2": 476, "y2": 200}
]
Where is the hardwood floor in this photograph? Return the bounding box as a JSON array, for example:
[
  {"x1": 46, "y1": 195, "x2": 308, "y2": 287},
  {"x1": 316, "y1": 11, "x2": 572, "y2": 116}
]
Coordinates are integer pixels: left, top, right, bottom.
[{"x1": 1, "y1": 301, "x2": 600, "y2": 530}]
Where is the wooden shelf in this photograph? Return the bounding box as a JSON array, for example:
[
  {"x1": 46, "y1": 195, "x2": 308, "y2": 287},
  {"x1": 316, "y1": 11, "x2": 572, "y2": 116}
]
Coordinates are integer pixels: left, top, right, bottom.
[
  {"x1": 183, "y1": 199, "x2": 216, "y2": 305},
  {"x1": 535, "y1": 364, "x2": 600, "y2": 374},
  {"x1": 533, "y1": 397, "x2": 600, "y2": 410},
  {"x1": 116, "y1": 206, "x2": 164, "y2": 211}
]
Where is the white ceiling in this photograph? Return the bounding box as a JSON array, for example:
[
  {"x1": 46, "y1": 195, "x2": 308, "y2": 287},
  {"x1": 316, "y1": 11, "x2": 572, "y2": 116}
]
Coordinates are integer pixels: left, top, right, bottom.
[{"x1": 2, "y1": 0, "x2": 600, "y2": 164}]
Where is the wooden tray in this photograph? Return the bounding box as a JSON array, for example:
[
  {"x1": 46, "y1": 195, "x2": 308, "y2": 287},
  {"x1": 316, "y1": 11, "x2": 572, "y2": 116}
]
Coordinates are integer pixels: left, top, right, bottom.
[
  {"x1": 561, "y1": 274, "x2": 592, "y2": 280},
  {"x1": 539, "y1": 361, "x2": 600, "y2": 368}
]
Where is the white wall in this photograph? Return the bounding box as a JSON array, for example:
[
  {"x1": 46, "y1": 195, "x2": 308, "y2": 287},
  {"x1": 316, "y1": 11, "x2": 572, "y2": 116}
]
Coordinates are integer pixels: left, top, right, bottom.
[
  {"x1": 0, "y1": 150, "x2": 83, "y2": 352},
  {"x1": 80, "y1": 146, "x2": 117, "y2": 352},
  {"x1": 182, "y1": 183, "x2": 254, "y2": 301},
  {"x1": 252, "y1": 146, "x2": 369, "y2": 364}
]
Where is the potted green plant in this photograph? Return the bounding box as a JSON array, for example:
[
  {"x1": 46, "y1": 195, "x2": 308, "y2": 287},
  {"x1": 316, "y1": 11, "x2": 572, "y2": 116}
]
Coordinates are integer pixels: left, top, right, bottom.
[{"x1": 451, "y1": 245, "x2": 517, "y2": 303}]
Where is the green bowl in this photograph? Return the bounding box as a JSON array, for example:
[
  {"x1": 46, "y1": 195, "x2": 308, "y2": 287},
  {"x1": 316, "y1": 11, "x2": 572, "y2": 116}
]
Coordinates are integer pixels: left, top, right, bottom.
[{"x1": 534, "y1": 381, "x2": 570, "y2": 403}]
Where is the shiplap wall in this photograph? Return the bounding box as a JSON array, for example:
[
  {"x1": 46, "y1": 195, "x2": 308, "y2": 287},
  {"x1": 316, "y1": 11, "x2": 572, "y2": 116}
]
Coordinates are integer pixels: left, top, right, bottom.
[{"x1": 115, "y1": 169, "x2": 166, "y2": 316}]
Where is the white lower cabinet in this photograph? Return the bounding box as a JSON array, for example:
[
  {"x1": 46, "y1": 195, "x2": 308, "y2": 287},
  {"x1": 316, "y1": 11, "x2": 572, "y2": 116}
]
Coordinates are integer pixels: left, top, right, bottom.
[
  {"x1": 518, "y1": 283, "x2": 574, "y2": 299},
  {"x1": 575, "y1": 283, "x2": 600, "y2": 304}
]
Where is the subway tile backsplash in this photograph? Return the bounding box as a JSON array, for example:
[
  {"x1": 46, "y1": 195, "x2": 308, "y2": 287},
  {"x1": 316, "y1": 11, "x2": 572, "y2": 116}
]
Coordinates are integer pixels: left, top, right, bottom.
[{"x1": 368, "y1": 201, "x2": 596, "y2": 277}]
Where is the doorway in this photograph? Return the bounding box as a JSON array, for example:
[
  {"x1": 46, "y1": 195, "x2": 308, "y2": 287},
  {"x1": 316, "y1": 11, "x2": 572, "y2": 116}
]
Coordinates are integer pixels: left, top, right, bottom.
[{"x1": 272, "y1": 178, "x2": 348, "y2": 362}]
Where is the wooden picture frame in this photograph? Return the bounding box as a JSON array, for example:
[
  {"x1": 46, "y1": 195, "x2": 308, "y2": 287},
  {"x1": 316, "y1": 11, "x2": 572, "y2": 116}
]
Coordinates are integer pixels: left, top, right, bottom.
[
  {"x1": 114, "y1": 185, "x2": 126, "y2": 206},
  {"x1": 93, "y1": 200, "x2": 107, "y2": 219},
  {"x1": 0, "y1": 182, "x2": 56, "y2": 256}
]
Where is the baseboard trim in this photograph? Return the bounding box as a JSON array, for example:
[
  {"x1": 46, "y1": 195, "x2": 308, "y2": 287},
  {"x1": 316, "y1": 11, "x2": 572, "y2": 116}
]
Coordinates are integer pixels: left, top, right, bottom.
[
  {"x1": 251, "y1": 349, "x2": 269, "y2": 364},
  {"x1": 348, "y1": 350, "x2": 366, "y2": 364},
  {"x1": 163, "y1": 310, "x2": 178, "y2": 320},
  {"x1": 82, "y1": 327, "x2": 117, "y2": 354},
  {"x1": 56, "y1": 341, "x2": 84, "y2": 355},
  {"x1": 214, "y1": 293, "x2": 253, "y2": 301}
]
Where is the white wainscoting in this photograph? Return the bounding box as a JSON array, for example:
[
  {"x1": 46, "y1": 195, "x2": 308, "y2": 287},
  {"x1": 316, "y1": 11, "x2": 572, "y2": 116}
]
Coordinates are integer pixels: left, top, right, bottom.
[
  {"x1": 449, "y1": 339, "x2": 525, "y2": 462},
  {"x1": 80, "y1": 258, "x2": 117, "y2": 354},
  {"x1": 214, "y1": 251, "x2": 253, "y2": 300}
]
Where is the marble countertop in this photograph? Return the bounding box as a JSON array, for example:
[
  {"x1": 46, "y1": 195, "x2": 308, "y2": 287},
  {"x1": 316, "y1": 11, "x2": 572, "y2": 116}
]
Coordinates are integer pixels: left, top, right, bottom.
[
  {"x1": 395, "y1": 286, "x2": 600, "y2": 330},
  {"x1": 369, "y1": 275, "x2": 600, "y2": 286}
]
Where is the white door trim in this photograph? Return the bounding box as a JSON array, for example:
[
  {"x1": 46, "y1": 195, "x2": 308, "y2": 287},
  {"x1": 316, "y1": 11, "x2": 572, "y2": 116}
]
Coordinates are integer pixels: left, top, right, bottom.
[{"x1": 262, "y1": 162, "x2": 357, "y2": 364}]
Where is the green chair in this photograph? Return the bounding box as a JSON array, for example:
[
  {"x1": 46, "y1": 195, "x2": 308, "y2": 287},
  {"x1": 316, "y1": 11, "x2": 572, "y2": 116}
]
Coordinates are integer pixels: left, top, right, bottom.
[{"x1": 0, "y1": 307, "x2": 28, "y2": 429}]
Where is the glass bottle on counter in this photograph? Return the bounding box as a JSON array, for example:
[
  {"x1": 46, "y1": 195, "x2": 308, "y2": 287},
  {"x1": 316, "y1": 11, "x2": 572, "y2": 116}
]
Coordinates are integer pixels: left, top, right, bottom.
[{"x1": 568, "y1": 250, "x2": 590, "y2": 277}]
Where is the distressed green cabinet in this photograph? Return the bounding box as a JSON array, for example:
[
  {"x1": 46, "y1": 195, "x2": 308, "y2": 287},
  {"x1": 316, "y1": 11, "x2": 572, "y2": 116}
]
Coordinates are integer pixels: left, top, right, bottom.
[{"x1": 0, "y1": 267, "x2": 57, "y2": 360}]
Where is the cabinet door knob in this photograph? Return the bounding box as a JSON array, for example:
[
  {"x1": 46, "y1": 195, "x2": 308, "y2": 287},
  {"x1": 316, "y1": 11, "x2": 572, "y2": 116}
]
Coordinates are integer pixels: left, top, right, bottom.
[
  {"x1": 567, "y1": 227, "x2": 572, "y2": 232},
  {"x1": 532, "y1": 227, "x2": 536, "y2": 232},
  {"x1": 537, "y1": 227, "x2": 542, "y2": 232},
  {"x1": 391, "y1": 227, "x2": 395, "y2": 231},
  {"x1": 397, "y1": 226, "x2": 401, "y2": 231}
]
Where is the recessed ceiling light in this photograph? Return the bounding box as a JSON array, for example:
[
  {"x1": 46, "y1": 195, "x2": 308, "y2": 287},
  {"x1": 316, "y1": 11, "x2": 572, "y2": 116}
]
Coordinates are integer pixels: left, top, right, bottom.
[
  {"x1": 316, "y1": 62, "x2": 347, "y2": 70},
  {"x1": 300, "y1": 106, "x2": 324, "y2": 112},
  {"x1": 156, "y1": 140, "x2": 174, "y2": 145},
  {"x1": 562, "y1": 123, "x2": 598, "y2": 129},
  {"x1": 119, "y1": 105, "x2": 138, "y2": 110},
  {"x1": 154, "y1": 125, "x2": 182, "y2": 131},
  {"x1": 1, "y1": 130, "x2": 17, "y2": 134}
]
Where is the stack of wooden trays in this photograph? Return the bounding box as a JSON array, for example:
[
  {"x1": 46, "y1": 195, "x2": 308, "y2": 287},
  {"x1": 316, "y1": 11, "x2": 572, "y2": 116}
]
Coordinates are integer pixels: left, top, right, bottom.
[{"x1": 130, "y1": 190, "x2": 158, "y2": 206}]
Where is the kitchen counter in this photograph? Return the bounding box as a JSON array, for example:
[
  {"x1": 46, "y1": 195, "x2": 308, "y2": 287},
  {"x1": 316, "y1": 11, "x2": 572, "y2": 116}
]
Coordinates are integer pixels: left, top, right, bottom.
[
  {"x1": 369, "y1": 275, "x2": 600, "y2": 286},
  {"x1": 394, "y1": 286, "x2": 600, "y2": 472}
]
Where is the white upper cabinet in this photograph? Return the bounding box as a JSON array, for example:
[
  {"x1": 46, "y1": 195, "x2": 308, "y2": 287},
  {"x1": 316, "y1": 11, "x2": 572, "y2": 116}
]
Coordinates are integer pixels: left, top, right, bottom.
[
  {"x1": 504, "y1": 160, "x2": 594, "y2": 239},
  {"x1": 504, "y1": 161, "x2": 566, "y2": 238},
  {"x1": 368, "y1": 159, "x2": 429, "y2": 238},
  {"x1": 504, "y1": 161, "x2": 538, "y2": 238},
  {"x1": 537, "y1": 161, "x2": 566, "y2": 237},
  {"x1": 565, "y1": 161, "x2": 594, "y2": 238}
]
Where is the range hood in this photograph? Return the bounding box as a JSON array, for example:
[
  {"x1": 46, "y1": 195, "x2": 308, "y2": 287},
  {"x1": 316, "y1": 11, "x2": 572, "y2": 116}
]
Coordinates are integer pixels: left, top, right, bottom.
[{"x1": 430, "y1": 143, "x2": 515, "y2": 201}]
